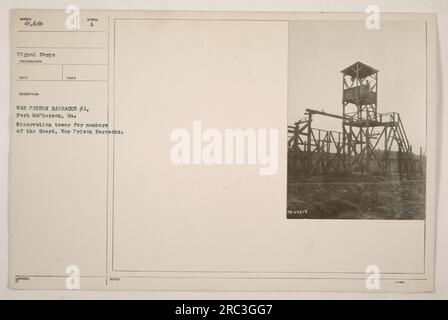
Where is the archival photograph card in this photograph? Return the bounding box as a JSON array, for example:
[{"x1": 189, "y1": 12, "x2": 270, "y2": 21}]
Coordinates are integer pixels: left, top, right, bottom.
[{"x1": 8, "y1": 10, "x2": 437, "y2": 292}]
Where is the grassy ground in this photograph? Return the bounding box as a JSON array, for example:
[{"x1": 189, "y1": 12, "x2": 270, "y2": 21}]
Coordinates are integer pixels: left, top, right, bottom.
[{"x1": 287, "y1": 176, "x2": 426, "y2": 220}]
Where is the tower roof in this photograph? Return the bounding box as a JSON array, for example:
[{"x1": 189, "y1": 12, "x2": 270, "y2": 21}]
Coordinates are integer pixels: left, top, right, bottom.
[{"x1": 341, "y1": 61, "x2": 378, "y2": 79}]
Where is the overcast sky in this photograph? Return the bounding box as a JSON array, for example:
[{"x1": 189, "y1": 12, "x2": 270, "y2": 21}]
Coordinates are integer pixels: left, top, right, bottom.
[{"x1": 288, "y1": 20, "x2": 427, "y2": 153}]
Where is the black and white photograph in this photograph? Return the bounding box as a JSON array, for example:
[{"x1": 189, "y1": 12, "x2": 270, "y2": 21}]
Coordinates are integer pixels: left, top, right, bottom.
[{"x1": 287, "y1": 20, "x2": 427, "y2": 220}]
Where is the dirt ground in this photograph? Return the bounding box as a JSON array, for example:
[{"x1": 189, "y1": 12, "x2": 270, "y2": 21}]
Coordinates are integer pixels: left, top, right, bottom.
[{"x1": 287, "y1": 176, "x2": 426, "y2": 220}]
